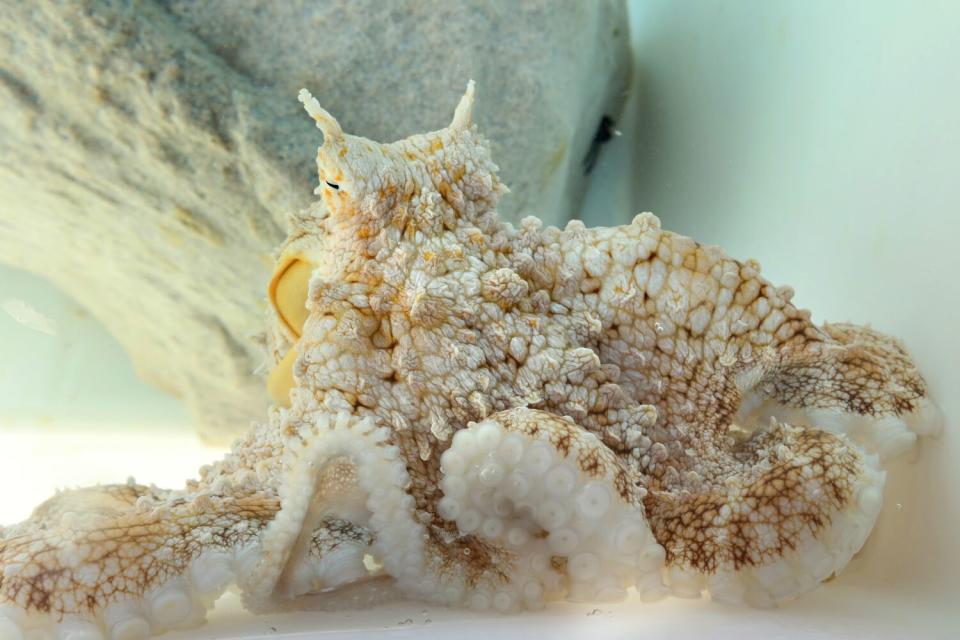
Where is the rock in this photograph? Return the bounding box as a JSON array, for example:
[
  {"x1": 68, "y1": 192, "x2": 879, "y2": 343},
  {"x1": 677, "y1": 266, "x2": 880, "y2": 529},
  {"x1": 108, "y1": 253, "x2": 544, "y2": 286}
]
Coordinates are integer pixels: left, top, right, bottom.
[
  {"x1": 159, "y1": 0, "x2": 632, "y2": 223},
  {"x1": 0, "y1": 0, "x2": 630, "y2": 442}
]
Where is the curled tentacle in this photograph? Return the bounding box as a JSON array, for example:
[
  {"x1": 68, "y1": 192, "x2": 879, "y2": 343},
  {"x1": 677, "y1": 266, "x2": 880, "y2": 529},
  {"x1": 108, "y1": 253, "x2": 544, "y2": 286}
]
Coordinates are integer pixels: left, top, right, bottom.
[
  {"x1": 736, "y1": 323, "x2": 944, "y2": 460},
  {"x1": 241, "y1": 410, "x2": 424, "y2": 611},
  {"x1": 645, "y1": 419, "x2": 884, "y2": 606},
  {"x1": 436, "y1": 407, "x2": 667, "y2": 610},
  {"x1": 0, "y1": 413, "x2": 414, "y2": 640}
]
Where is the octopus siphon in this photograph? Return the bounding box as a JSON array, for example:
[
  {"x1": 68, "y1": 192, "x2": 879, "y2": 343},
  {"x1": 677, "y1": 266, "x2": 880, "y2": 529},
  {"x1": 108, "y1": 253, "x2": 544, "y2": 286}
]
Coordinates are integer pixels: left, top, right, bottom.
[{"x1": 0, "y1": 82, "x2": 943, "y2": 640}]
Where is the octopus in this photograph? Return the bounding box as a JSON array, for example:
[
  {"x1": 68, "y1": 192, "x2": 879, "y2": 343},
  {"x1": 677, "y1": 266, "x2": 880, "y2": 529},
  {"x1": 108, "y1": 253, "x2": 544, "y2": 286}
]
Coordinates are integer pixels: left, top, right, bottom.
[{"x1": 0, "y1": 82, "x2": 943, "y2": 640}]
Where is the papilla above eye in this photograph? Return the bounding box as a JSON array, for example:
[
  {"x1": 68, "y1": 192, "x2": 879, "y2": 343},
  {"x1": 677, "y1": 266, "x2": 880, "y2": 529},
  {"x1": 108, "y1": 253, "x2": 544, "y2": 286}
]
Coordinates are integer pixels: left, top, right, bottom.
[{"x1": 325, "y1": 181, "x2": 340, "y2": 190}]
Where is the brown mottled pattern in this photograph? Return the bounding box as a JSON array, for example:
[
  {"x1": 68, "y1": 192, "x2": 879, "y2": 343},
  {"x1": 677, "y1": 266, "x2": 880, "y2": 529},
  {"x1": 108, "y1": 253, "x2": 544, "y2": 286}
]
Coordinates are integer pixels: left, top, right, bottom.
[
  {"x1": 645, "y1": 425, "x2": 862, "y2": 573},
  {"x1": 760, "y1": 323, "x2": 928, "y2": 417},
  {"x1": 0, "y1": 488, "x2": 278, "y2": 618},
  {"x1": 497, "y1": 408, "x2": 637, "y2": 504},
  {"x1": 310, "y1": 519, "x2": 374, "y2": 557}
]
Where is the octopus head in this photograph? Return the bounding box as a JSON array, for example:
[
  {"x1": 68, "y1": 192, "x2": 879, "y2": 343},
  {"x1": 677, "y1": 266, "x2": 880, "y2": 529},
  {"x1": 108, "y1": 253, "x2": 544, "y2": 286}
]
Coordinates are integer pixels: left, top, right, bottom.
[{"x1": 298, "y1": 81, "x2": 506, "y2": 246}]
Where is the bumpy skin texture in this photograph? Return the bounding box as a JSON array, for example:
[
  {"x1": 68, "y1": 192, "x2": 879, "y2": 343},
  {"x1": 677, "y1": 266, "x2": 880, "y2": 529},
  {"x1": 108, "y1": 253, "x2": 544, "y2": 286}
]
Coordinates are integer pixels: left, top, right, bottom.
[{"x1": 0, "y1": 83, "x2": 943, "y2": 638}]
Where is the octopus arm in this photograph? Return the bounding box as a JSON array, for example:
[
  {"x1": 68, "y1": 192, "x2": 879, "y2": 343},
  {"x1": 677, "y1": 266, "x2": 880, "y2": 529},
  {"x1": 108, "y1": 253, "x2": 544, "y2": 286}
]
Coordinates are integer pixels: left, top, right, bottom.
[
  {"x1": 0, "y1": 412, "x2": 413, "y2": 639},
  {"x1": 736, "y1": 323, "x2": 944, "y2": 459},
  {"x1": 0, "y1": 483, "x2": 279, "y2": 639},
  {"x1": 434, "y1": 407, "x2": 668, "y2": 609},
  {"x1": 645, "y1": 420, "x2": 884, "y2": 606}
]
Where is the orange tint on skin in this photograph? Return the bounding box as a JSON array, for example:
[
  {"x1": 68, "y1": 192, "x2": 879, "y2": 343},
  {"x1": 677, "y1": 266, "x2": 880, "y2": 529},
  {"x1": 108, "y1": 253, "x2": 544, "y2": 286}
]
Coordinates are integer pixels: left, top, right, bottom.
[
  {"x1": 268, "y1": 257, "x2": 313, "y2": 337},
  {"x1": 266, "y1": 257, "x2": 314, "y2": 407},
  {"x1": 267, "y1": 347, "x2": 297, "y2": 407}
]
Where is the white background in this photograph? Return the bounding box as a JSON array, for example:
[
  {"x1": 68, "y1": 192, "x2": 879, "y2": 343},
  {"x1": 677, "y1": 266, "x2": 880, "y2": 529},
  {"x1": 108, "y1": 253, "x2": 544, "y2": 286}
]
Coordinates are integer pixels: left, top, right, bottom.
[{"x1": 1, "y1": 1, "x2": 958, "y2": 637}]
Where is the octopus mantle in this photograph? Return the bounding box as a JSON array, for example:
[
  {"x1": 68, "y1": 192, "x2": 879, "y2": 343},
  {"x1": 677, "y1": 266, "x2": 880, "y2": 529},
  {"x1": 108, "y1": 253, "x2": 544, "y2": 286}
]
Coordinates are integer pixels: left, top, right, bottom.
[{"x1": 0, "y1": 82, "x2": 943, "y2": 640}]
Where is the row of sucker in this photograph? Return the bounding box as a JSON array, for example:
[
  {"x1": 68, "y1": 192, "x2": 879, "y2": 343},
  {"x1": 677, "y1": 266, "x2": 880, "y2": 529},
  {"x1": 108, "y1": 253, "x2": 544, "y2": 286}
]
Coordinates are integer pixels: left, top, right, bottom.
[{"x1": 437, "y1": 410, "x2": 669, "y2": 611}]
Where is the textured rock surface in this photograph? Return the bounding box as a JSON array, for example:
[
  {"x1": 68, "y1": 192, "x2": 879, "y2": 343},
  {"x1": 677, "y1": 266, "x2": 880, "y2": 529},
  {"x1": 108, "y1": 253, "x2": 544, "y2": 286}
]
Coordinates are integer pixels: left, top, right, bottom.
[{"x1": 0, "y1": 0, "x2": 631, "y2": 442}]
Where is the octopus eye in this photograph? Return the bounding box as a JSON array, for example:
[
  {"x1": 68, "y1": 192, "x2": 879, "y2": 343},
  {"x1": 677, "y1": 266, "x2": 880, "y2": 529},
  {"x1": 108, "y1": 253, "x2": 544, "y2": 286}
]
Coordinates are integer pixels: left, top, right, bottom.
[{"x1": 325, "y1": 181, "x2": 340, "y2": 190}]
